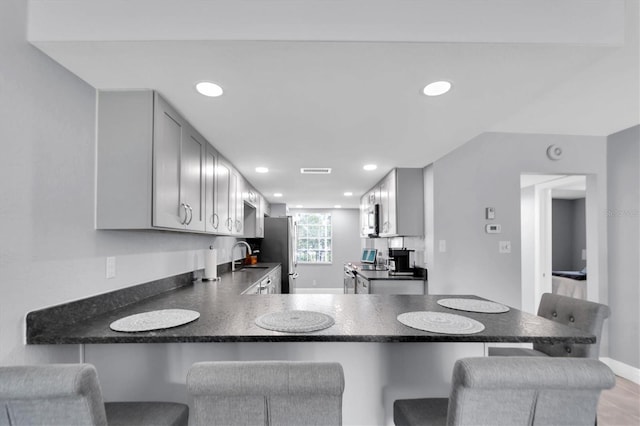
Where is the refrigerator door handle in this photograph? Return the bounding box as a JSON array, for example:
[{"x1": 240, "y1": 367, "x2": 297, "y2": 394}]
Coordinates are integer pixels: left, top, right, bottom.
[{"x1": 289, "y1": 272, "x2": 299, "y2": 279}]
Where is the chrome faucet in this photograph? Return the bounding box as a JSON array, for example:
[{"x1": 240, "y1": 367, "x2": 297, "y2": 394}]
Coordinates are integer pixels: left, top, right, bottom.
[{"x1": 231, "y1": 241, "x2": 252, "y2": 272}]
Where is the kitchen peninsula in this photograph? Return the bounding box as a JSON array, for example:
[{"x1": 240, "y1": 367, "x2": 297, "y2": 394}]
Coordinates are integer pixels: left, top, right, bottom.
[
  {"x1": 28, "y1": 264, "x2": 591, "y2": 345},
  {"x1": 26, "y1": 264, "x2": 595, "y2": 425}
]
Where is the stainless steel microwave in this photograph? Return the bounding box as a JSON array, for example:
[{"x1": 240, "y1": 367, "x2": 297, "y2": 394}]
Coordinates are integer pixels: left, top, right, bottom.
[{"x1": 366, "y1": 203, "x2": 380, "y2": 237}]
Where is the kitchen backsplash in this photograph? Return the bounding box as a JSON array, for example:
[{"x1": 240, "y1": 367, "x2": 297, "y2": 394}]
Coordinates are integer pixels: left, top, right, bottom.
[{"x1": 363, "y1": 236, "x2": 426, "y2": 268}]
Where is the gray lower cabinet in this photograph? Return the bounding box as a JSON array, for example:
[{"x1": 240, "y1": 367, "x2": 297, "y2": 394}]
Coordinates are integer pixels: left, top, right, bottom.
[
  {"x1": 240, "y1": 266, "x2": 282, "y2": 294},
  {"x1": 356, "y1": 274, "x2": 425, "y2": 295},
  {"x1": 356, "y1": 275, "x2": 369, "y2": 294},
  {"x1": 270, "y1": 265, "x2": 282, "y2": 294},
  {"x1": 369, "y1": 279, "x2": 426, "y2": 295}
]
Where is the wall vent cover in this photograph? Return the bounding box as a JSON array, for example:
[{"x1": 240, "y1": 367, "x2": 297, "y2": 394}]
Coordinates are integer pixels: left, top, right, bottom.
[{"x1": 300, "y1": 167, "x2": 332, "y2": 174}]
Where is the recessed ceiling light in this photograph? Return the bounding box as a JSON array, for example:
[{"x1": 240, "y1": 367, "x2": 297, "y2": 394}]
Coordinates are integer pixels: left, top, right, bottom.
[
  {"x1": 334, "y1": 205, "x2": 342, "y2": 209},
  {"x1": 363, "y1": 164, "x2": 377, "y2": 171},
  {"x1": 344, "y1": 192, "x2": 353, "y2": 197},
  {"x1": 273, "y1": 193, "x2": 283, "y2": 197},
  {"x1": 255, "y1": 167, "x2": 269, "y2": 173},
  {"x1": 195, "y1": 81, "x2": 224, "y2": 97},
  {"x1": 423, "y1": 81, "x2": 452, "y2": 97},
  {"x1": 295, "y1": 205, "x2": 303, "y2": 208}
]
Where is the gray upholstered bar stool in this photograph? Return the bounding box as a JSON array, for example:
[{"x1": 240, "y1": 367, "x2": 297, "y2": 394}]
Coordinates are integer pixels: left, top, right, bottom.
[
  {"x1": 0, "y1": 363, "x2": 188, "y2": 426},
  {"x1": 186, "y1": 361, "x2": 345, "y2": 426},
  {"x1": 489, "y1": 292, "x2": 610, "y2": 358},
  {"x1": 394, "y1": 357, "x2": 615, "y2": 426}
]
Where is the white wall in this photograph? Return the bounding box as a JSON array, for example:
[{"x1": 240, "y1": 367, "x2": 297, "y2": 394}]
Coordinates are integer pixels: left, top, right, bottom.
[
  {"x1": 0, "y1": 0, "x2": 240, "y2": 365},
  {"x1": 607, "y1": 125, "x2": 640, "y2": 370},
  {"x1": 291, "y1": 208, "x2": 360, "y2": 289},
  {"x1": 428, "y1": 132, "x2": 608, "y2": 311}
]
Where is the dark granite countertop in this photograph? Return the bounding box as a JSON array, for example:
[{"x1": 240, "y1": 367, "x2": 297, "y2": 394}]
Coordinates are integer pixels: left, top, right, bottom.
[
  {"x1": 354, "y1": 269, "x2": 426, "y2": 281},
  {"x1": 347, "y1": 262, "x2": 426, "y2": 281},
  {"x1": 27, "y1": 266, "x2": 595, "y2": 345}
]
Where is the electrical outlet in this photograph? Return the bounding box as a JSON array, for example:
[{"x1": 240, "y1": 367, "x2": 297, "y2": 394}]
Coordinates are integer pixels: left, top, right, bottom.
[
  {"x1": 312, "y1": 279, "x2": 317, "y2": 287},
  {"x1": 582, "y1": 249, "x2": 587, "y2": 260},
  {"x1": 439, "y1": 240, "x2": 447, "y2": 253},
  {"x1": 106, "y1": 257, "x2": 116, "y2": 279},
  {"x1": 499, "y1": 241, "x2": 511, "y2": 254}
]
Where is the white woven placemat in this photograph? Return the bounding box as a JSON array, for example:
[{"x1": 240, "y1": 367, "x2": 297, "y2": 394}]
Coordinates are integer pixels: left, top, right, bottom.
[
  {"x1": 110, "y1": 309, "x2": 200, "y2": 332},
  {"x1": 255, "y1": 310, "x2": 335, "y2": 333},
  {"x1": 397, "y1": 311, "x2": 485, "y2": 334},
  {"x1": 437, "y1": 298, "x2": 510, "y2": 313}
]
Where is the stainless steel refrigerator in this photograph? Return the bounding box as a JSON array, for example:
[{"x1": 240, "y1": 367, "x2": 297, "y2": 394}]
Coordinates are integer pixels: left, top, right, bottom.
[{"x1": 259, "y1": 216, "x2": 298, "y2": 293}]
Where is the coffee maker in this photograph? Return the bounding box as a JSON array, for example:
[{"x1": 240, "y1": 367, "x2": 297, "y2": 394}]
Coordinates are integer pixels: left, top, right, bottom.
[{"x1": 388, "y1": 248, "x2": 414, "y2": 275}]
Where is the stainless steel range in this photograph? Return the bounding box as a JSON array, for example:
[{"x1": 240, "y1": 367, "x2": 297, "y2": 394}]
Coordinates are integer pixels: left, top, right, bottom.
[{"x1": 343, "y1": 263, "x2": 356, "y2": 294}]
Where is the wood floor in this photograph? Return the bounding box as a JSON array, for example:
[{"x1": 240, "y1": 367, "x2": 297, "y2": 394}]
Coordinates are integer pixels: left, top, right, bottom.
[{"x1": 598, "y1": 376, "x2": 640, "y2": 426}]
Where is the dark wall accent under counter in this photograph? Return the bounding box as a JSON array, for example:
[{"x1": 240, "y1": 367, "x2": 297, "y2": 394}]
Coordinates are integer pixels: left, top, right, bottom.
[{"x1": 26, "y1": 271, "x2": 196, "y2": 343}]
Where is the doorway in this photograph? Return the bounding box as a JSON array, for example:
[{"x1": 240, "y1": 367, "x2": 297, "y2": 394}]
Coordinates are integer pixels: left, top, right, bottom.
[{"x1": 520, "y1": 174, "x2": 589, "y2": 314}]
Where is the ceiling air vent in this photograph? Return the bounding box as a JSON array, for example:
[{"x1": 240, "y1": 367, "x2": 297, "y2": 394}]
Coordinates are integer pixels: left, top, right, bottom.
[{"x1": 300, "y1": 167, "x2": 332, "y2": 174}]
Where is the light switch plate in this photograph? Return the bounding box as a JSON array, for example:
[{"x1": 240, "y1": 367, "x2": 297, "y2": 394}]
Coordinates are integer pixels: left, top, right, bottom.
[
  {"x1": 486, "y1": 207, "x2": 495, "y2": 220},
  {"x1": 499, "y1": 241, "x2": 511, "y2": 254},
  {"x1": 438, "y1": 240, "x2": 447, "y2": 253}
]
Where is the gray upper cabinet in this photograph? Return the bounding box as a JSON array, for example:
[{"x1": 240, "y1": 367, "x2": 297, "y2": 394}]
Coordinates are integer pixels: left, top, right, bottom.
[
  {"x1": 215, "y1": 157, "x2": 232, "y2": 234},
  {"x1": 204, "y1": 145, "x2": 219, "y2": 233},
  {"x1": 152, "y1": 96, "x2": 205, "y2": 231},
  {"x1": 96, "y1": 90, "x2": 205, "y2": 232},
  {"x1": 233, "y1": 169, "x2": 244, "y2": 235},
  {"x1": 361, "y1": 168, "x2": 424, "y2": 238},
  {"x1": 96, "y1": 89, "x2": 267, "y2": 235}
]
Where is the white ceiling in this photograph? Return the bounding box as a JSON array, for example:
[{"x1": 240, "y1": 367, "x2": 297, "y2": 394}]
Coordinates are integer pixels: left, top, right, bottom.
[{"x1": 27, "y1": 0, "x2": 639, "y2": 209}]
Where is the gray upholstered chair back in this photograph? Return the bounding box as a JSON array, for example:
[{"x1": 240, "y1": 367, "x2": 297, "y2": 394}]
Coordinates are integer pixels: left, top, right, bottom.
[
  {"x1": 534, "y1": 293, "x2": 610, "y2": 358},
  {"x1": 447, "y1": 357, "x2": 615, "y2": 426},
  {"x1": 0, "y1": 364, "x2": 108, "y2": 426},
  {"x1": 186, "y1": 361, "x2": 345, "y2": 426}
]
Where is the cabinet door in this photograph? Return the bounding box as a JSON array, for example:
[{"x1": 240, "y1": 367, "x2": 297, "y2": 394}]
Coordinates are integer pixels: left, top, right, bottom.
[
  {"x1": 379, "y1": 178, "x2": 389, "y2": 235},
  {"x1": 229, "y1": 171, "x2": 239, "y2": 235},
  {"x1": 205, "y1": 146, "x2": 218, "y2": 233},
  {"x1": 182, "y1": 128, "x2": 205, "y2": 232},
  {"x1": 382, "y1": 170, "x2": 397, "y2": 236},
  {"x1": 356, "y1": 276, "x2": 369, "y2": 294},
  {"x1": 255, "y1": 193, "x2": 264, "y2": 238},
  {"x1": 216, "y1": 159, "x2": 232, "y2": 234},
  {"x1": 232, "y1": 170, "x2": 244, "y2": 235},
  {"x1": 153, "y1": 99, "x2": 185, "y2": 229},
  {"x1": 360, "y1": 194, "x2": 369, "y2": 237}
]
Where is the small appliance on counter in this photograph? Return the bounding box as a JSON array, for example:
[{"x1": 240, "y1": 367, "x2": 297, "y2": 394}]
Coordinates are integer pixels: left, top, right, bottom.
[
  {"x1": 359, "y1": 248, "x2": 387, "y2": 271},
  {"x1": 388, "y1": 248, "x2": 415, "y2": 275}
]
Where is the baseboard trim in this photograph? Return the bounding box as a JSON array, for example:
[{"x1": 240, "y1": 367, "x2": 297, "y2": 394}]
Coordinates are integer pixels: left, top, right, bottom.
[{"x1": 600, "y1": 357, "x2": 640, "y2": 384}]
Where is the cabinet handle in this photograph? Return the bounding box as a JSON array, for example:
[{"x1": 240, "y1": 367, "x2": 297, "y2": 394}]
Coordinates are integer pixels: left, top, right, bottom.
[
  {"x1": 235, "y1": 219, "x2": 242, "y2": 232},
  {"x1": 186, "y1": 204, "x2": 193, "y2": 225},
  {"x1": 226, "y1": 218, "x2": 233, "y2": 231},
  {"x1": 180, "y1": 203, "x2": 188, "y2": 225},
  {"x1": 212, "y1": 213, "x2": 219, "y2": 229}
]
